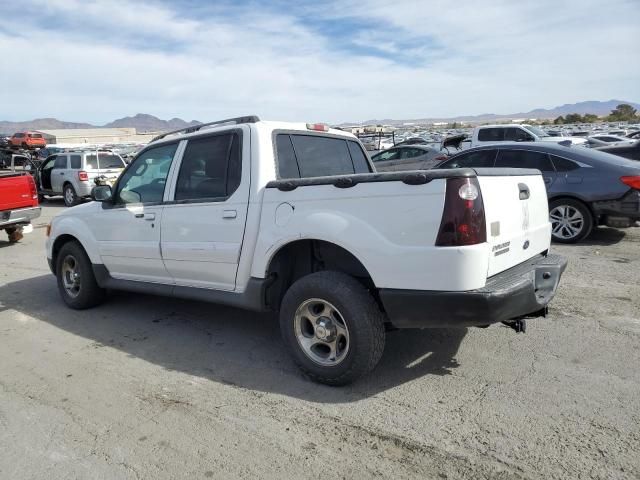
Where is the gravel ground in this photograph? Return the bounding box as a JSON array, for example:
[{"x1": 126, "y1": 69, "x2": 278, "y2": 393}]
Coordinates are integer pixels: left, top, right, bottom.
[{"x1": 1, "y1": 200, "x2": 639, "y2": 479}]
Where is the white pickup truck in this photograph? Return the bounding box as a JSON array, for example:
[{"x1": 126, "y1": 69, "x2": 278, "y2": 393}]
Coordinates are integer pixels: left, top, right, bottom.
[{"x1": 46, "y1": 116, "x2": 567, "y2": 385}]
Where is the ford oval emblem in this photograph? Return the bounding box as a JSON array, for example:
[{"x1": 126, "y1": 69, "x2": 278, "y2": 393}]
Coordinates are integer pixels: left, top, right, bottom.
[{"x1": 523, "y1": 240, "x2": 530, "y2": 250}]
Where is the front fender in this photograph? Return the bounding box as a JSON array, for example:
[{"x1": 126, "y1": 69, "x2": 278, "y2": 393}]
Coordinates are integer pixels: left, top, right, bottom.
[{"x1": 47, "y1": 215, "x2": 101, "y2": 264}]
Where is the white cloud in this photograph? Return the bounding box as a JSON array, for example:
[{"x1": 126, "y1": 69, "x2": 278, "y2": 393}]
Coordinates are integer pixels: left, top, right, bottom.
[{"x1": 0, "y1": 0, "x2": 638, "y2": 124}]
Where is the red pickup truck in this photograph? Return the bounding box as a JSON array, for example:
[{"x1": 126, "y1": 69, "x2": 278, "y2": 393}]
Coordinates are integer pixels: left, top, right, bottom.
[{"x1": 0, "y1": 164, "x2": 41, "y2": 242}]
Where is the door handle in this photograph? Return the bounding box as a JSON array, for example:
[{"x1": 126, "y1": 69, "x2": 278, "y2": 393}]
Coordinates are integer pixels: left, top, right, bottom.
[
  {"x1": 518, "y1": 183, "x2": 530, "y2": 200},
  {"x1": 223, "y1": 210, "x2": 237, "y2": 219},
  {"x1": 59, "y1": 172, "x2": 64, "y2": 175},
  {"x1": 134, "y1": 213, "x2": 156, "y2": 220}
]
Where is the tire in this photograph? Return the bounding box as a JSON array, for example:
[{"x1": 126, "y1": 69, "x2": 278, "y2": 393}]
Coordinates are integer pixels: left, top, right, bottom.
[
  {"x1": 56, "y1": 241, "x2": 106, "y2": 309},
  {"x1": 549, "y1": 198, "x2": 593, "y2": 243},
  {"x1": 279, "y1": 271, "x2": 386, "y2": 386},
  {"x1": 63, "y1": 183, "x2": 79, "y2": 207}
]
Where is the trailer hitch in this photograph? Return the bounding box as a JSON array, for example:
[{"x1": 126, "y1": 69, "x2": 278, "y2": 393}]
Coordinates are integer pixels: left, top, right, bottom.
[{"x1": 502, "y1": 319, "x2": 527, "y2": 333}]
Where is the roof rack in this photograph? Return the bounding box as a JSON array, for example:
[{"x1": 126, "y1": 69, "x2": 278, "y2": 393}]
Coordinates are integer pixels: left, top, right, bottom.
[{"x1": 151, "y1": 115, "x2": 260, "y2": 143}]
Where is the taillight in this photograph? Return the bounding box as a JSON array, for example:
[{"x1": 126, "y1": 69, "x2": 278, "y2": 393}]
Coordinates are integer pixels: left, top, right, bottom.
[
  {"x1": 306, "y1": 123, "x2": 330, "y2": 132},
  {"x1": 27, "y1": 175, "x2": 38, "y2": 202},
  {"x1": 78, "y1": 171, "x2": 89, "y2": 181},
  {"x1": 435, "y1": 177, "x2": 486, "y2": 246},
  {"x1": 621, "y1": 176, "x2": 640, "y2": 190}
]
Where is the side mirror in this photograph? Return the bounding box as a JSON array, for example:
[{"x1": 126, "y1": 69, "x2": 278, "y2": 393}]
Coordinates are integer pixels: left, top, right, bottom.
[{"x1": 91, "y1": 185, "x2": 113, "y2": 202}]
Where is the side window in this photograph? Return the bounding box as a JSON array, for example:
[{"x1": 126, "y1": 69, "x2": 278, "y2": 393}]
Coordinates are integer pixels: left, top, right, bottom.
[
  {"x1": 347, "y1": 141, "x2": 371, "y2": 173},
  {"x1": 372, "y1": 149, "x2": 401, "y2": 162},
  {"x1": 275, "y1": 134, "x2": 300, "y2": 178},
  {"x1": 495, "y1": 150, "x2": 554, "y2": 171},
  {"x1": 174, "y1": 133, "x2": 241, "y2": 201},
  {"x1": 53, "y1": 155, "x2": 67, "y2": 168},
  {"x1": 477, "y1": 128, "x2": 504, "y2": 142},
  {"x1": 505, "y1": 128, "x2": 534, "y2": 142},
  {"x1": 115, "y1": 143, "x2": 178, "y2": 205},
  {"x1": 290, "y1": 135, "x2": 355, "y2": 177},
  {"x1": 440, "y1": 149, "x2": 497, "y2": 168},
  {"x1": 400, "y1": 148, "x2": 423, "y2": 159},
  {"x1": 550, "y1": 155, "x2": 580, "y2": 172},
  {"x1": 70, "y1": 155, "x2": 81, "y2": 169}
]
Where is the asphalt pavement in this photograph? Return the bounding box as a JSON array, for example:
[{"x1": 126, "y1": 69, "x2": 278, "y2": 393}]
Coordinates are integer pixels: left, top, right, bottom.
[{"x1": 1, "y1": 200, "x2": 639, "y2": 479}]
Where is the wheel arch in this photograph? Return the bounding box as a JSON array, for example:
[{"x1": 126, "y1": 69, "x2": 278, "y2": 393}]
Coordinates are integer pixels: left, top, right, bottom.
[{"x1": 263, "y1": 239, "x2": 377, "y2": 311}]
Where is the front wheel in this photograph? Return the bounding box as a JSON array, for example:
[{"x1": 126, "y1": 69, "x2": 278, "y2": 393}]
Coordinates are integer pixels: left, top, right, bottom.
[
  {"x1": 279, "y1": 271, "x2": 386, "y2": 386},
  {"x1": 56, "y1": 241, "x2": 106, "y2": 309},
  {"x1": 549, "y1": 198, "x2": 593, "y2": 243},
  {"x1": 63, "y1": 184, "x2": 78, "y2": 207}
]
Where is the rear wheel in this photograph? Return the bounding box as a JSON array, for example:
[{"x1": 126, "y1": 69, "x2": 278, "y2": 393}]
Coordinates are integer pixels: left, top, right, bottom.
[
  {"x1": 63, "y1": 183, "x2": 78, "y2": 207},
  {"x1": 549, "y1": 198, "x2": 593, "y2": 243},
  {"x1": 279, "y1": 271, "x2": 386, "y2": 386},
  {"x1": 56, "y1": 241, "x2": 106, "y2": 309}
]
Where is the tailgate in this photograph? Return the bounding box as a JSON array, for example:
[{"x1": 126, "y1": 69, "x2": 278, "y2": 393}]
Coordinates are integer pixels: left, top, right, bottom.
[
  {"x1": 476, "y1": 169, "x2": 551, "y2": 277},
  {"x1": 0, "y1": 174, "x2": 34, "y2": 211}
]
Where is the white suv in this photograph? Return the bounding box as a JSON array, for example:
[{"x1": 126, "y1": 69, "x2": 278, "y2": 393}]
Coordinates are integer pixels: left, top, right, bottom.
[{"x1": 37, "y1": 151, "x2": 127, "y2": 206}]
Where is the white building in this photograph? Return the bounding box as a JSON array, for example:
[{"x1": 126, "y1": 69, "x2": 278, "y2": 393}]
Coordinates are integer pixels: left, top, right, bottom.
[{"x1": 35, "y1": 127, "x2": 155, "y2": 145}]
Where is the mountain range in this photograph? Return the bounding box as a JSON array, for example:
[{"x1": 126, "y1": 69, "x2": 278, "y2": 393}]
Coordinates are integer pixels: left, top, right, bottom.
[
  {"x1": 1, "y1": 100, "x2": 638, "y2": 133},
  {"x1": 353, "y1": 99, "x2": 640, "y2": 125},
  {"x1": 0, "y1": 113, "x2": 201, "y2": 134}
]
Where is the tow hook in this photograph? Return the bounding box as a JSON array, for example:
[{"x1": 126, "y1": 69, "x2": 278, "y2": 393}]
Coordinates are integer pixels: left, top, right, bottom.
[{"x1": 502, "y1": 319, "x2": 527, "y2": 333}]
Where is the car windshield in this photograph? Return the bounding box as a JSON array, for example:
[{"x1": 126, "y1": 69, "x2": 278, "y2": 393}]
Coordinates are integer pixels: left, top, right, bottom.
[{"x1": 524, "y1": 126, "x2": 549, "y2": 138}]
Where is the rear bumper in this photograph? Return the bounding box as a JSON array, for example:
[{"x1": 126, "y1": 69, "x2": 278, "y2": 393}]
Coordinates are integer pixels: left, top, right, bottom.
[
  {"x1": 0, "y1": 206, "x2": 41, "y2": 228},
  {"x1": 379, "y1": 253, "x2": 567, "y2": 328},
  {"x1": 593, "y1": 190, "x2": 640, "y2": 224}
]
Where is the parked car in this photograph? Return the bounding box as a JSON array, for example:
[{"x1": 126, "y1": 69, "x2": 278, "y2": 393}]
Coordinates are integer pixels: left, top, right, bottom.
[
  {"x1": 626, "y1": 130, "x2": 640, "y2": 139},
  {"x1": 0, "y1": 154, "x2": 41, "y2": 243},
  {"x1": 587, "y1": 135, "x2": 636, "y2": 148},
  {"x1": 371, "y1": 145, "x2": 447, "y2": 171},
  {"x1": 395, "y1": 137, "x2": 429, "y2": 146},
  {"x1": 46, "y1": 116, "x2": 566, "y2": 385},
  {"x1": 8, "y1": 131, "x2": 46, "y2": 150},
  {"x1": 436, "y1": 143, "x2": 640, "y2": 243},
  {"x1": 595, "y1": 141, "x2": 640, "y2": 161},
  {"x1": 36, "y1": 146, "x2": 68, "y2": 161},
  {"x1": 36, "y1": 150, "x2": 126, "y2": 206},
  {"x1": 471, "y1": 125, "x2": 587, "y2": 147}
]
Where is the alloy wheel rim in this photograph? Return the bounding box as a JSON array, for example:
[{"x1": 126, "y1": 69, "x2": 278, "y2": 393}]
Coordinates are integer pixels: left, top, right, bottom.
[
  {"x1": 65, "y1": 188, "x2": 74, "y2": 204},
  {"x1": 549, "y1": 205, "x2": 584, "y2": 240},
  {"x1": 293, "y1": 298, "x2": 350, "y2": 367},
  {"x1": 61, "y1": 254, "x2": 81, "y2": 298}
]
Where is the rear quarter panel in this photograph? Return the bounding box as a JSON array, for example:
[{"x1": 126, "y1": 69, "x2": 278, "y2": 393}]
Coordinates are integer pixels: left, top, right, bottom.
[{"x1": 250, "y1": 180, "x2": 493, "y2": 291}]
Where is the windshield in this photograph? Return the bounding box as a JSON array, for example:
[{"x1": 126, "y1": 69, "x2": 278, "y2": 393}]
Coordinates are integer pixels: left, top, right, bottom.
[
  {"x1": 524, "y1": 125, "x2": 549, "y2": 138},
  {"x1": 85, "y1": 154, "x2": 125, "y2": 169}
]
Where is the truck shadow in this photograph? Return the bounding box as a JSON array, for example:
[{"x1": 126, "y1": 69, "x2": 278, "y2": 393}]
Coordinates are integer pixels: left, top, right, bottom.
[
  {"x1": 580, "y1": 227, "x2": 627, "y2": 246},
  {"x1": 0, "y1": 275, "x2": 466, "y2": 403}
]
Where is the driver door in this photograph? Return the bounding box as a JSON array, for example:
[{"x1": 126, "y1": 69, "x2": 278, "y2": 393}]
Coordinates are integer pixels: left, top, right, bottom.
[{"x1": 88, "y1": 142, "x2": 180, "y2": 283}]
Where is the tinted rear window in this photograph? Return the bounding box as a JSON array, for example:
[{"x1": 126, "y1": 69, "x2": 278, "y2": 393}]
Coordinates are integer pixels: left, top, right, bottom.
[
  {"x1": 275, "y1": 134, "x2": 370, "y2": 179},
  {"x1": 14, "y1": 133, "x2": 24, "y2": 138},
  {"x1": 70, "y1": 155, "x2": 81, "y2": 169},
  {"x1": 85, "y1": 154, "x2": 125, "y2": 169},
  {"x1": 477, "y1": 128, "x2": 504, "y2": 142}
]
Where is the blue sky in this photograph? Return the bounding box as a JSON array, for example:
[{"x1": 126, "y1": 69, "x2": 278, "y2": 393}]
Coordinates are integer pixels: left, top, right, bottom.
[{"x1": 1, "y1": 0, "x2": 638, "y2": 124}]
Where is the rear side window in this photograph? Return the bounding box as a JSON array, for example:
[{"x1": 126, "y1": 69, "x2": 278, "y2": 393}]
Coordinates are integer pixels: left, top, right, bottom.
[
  {"x1": 495, "y1": 150, "x2": 554, "y2": 171},
  {"x1": 54, "y1": 155, "x2": 67, "y2": 168},
  {"x1": 440, "y1": 149, "x2": 497, "y2": 168},
  {"x1": 275, "y1": 134, "x2": 371, "y2": 179},
  {"x1": 477, "y1": 128, "x2": 504, "y2": 142},
  {"x1": 31, "y1": 134, "x2": 43, "y2": 139},
  {"x1": 70, "y1": 155, "x2": 81, "y2": 169},
  {"x1": 550, "y1": 155, "x2": 579, "y2": 171},
  {"x1": 174, "y1": 133, "x2": 241, "y2": 201}
]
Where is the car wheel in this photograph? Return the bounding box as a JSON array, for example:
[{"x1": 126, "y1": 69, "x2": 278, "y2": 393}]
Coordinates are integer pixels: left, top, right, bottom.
[
  {"x1": 63, "y1": 184, "x2": 79, "y2": 207},
  {"x1": 549, "y1": 198, "x2": 593, "y2": 243},
  {"x1": 56, "y1": 241, "x2": 106, "y2": 309},
  {"x1": 279, "y1": 271, "x2": 386, "y2": 386},
  {"x1": 21, "y1": 142, "x2": 28, "y2": 149}
]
